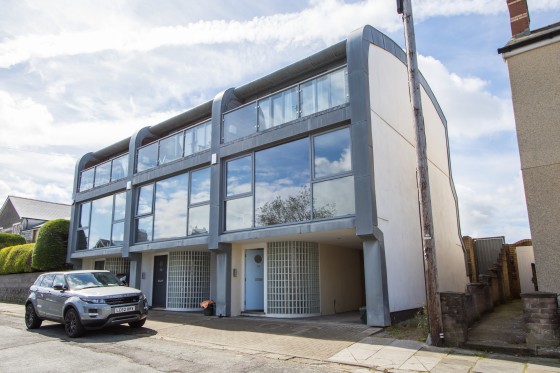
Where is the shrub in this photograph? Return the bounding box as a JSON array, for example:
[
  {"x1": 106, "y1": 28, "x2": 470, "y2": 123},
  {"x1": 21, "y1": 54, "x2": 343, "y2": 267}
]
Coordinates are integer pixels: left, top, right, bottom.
[
  {"x1": 32, "y1": 219, "x2": 70, "y2": 271},
  {"x1": 0, "y1": 243, "x2": 34, "y2": 274},
  {"x1": 0, "y1": 232, "x2": 26, "y2": 250}
]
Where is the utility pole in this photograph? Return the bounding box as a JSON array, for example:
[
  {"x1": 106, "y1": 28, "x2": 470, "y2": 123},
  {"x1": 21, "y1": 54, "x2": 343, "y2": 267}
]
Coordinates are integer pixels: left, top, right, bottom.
[{"x1": 397, "y1": 0, "x2": 443, "y2": 346}]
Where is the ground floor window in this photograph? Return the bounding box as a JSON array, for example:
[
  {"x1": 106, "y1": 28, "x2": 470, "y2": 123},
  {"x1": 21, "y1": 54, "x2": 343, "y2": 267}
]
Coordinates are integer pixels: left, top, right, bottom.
[{"x1": 267, "y1": 241, "x2": 320, "y2": 316}]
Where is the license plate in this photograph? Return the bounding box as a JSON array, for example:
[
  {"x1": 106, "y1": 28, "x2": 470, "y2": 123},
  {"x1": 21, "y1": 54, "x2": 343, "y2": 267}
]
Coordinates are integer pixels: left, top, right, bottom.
[{"x1": 114, "y1": 306, "x2": 135, "y2": 313}]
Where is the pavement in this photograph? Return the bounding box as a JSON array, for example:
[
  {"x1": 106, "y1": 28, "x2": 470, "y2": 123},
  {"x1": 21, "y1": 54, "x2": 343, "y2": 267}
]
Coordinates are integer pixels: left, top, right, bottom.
[{"x1": 3, "y1": 302, "x2": 560, "y2": 372}]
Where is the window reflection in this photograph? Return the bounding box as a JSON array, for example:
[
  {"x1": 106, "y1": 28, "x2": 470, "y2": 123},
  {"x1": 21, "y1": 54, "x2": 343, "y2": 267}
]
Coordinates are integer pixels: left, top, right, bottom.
[
  {"x1": 188, "y1": 205, "x2": 210, "y2": 235},
  {"x1": 111, "y1": 154, "x2": 128, "y2": 181},
  {"x1": 153, "y1": 174, "x2": 188, "y2": 240},
  {"x1": 94, "y1": 161, "x2": 111, "y2": 187},
  {"x1": 80, "y1": 169, "x2": 94, "y2": 192},
  {"x1": 79, "y1": 203, "x2": 91, "y2": 228},
  {"x1": 226, "y1": 197, "x2": 253, "y2": 230},
  {"x1": 111, "y1": 221, "x2": 124, "y2": 246},
  {"x1": 314, "y1": 128, "x2": 352, "y2": 179},
  {"x1": 76, "y1": 193, "x2": 126, "y2": 250},
  {"x1": 137, "y1": 142, "x2": 158, "y2": 172},
  {"x1": 194, "y1": 121, "x2": 211, "y2": 153},
  {"x1": 330, "y1": 69, "x2": 348, "y2": 107},
  {"x1": 113, "y1": 192, "x2": 126, "y2": 221},
  {"x1": 226, "y1": 156, "x2": 252, "y2": 197},
  {"x1": 258, "y1": 87, "x2": 298, "y2": 131},
  {"x1": 313, "y1": 176, "x2": 355, "y2": 218},
  {"x1": 255, "y1": 138, "x2": 310, "y2": 226},
  {"x1": 136, "y1": 216, "x2": 153, "y2": 243},
  {"x1": 137, "y1": 184, "x2": 154, "y2": 216},
  {"x1": 300, "y1": 68, "x2": 348, "y2": 117},
  {"x1": 223, "y1": 104, "x2": 257, "y2": 143},
  {"x1": 89, "y1": 195, "x2": 113, "y2": 249},
  {"x1": 159, "y1": 132, "x2": 184, "y2": 165},
  {"x1": 190, "y1": 167, "x2": 211, "y2": 204}
]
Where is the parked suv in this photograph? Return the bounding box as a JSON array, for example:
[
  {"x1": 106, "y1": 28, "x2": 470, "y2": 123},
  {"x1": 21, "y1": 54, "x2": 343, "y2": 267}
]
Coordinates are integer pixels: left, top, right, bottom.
[{"x1": 25, "y1": 270, "x2": 148, "y2": 337}]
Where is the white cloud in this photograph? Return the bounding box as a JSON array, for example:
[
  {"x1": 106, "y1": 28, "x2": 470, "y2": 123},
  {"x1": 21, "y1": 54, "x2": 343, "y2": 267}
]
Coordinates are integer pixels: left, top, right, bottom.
[{"x1": 418, "y1": 55, "x2": 515, "y2": 140}]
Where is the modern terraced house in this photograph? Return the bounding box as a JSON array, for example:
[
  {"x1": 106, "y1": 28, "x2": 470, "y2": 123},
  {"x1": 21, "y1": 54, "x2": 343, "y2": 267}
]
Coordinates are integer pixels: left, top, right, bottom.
[{"x1": 67, "y1": 25, "x2": 468, "y2": 326}]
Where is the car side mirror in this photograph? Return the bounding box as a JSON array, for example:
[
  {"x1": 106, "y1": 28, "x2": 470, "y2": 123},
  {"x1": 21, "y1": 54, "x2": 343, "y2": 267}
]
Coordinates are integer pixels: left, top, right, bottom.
[{"x1": 53, "y1": 284, "x2": 67, "y2": 291}]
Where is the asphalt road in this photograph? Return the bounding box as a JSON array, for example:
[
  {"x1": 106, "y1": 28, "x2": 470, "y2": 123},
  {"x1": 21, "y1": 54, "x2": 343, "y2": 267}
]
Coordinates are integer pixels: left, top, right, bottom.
[{"x1": 0, "y1": 310, "x2": 358, "y2": 373}]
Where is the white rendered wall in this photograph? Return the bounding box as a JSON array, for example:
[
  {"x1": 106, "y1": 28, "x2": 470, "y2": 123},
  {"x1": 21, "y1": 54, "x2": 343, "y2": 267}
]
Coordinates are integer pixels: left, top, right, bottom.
[
  {"x1": 368, "y1": 44, "x2": 467, "y2": 312},
  {"x1": 516, "y1": 245, "x2": 536, "y2": 293}
]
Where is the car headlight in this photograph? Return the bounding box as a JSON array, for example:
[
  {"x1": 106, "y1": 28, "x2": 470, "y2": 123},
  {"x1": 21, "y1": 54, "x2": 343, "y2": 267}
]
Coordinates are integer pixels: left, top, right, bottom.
[
  {"x1": 139, "y1": 293, "x2": 147, "y2": 301},
  {"x1": 80, "y1": 297, "x2": 106, "y2": 304}
]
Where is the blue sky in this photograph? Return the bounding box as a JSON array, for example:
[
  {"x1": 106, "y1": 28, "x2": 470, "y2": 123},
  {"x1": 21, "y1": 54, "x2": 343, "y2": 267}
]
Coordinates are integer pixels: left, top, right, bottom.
[{"x1": 1, "y1": 0, "x2": 559, "y2": 242}]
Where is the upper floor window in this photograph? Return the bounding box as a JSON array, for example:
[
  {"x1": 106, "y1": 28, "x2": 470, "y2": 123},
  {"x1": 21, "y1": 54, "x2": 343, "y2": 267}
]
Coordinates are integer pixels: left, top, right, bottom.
[
  {"x1": 222, "y1": 67, "x2": 348, "y2": 143},
  {"x1": 134, "y1": 167, "x2": 211, "y2": 243},
  {"x1": 79, "y1": 153, "x2": 129, "y2": 192},
  {"x1": 224, "y1": 127, "x2": 355, "y2": 231},
  {"x1": 76, "y1": 191, "x2": 126, "y2": 250},
  {"x1": 136, "y1": 120, "x2": 211, "y2": 173}
]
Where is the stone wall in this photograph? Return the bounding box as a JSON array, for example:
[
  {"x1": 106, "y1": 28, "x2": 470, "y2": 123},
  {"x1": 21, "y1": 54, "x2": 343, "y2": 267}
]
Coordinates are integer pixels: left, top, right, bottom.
[
  {"x1": 0, "y1": 272, "x2": 43, "y2": 304},
  {"x1": 522, "y1": 292, "x2": 559, "y2": 351},
  {"x1": 440, "y1": 292, "x2": 469, "y2": 346}
]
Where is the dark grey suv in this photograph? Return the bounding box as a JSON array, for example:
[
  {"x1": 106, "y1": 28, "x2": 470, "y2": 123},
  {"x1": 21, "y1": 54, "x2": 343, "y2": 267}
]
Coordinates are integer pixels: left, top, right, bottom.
[{"x1": 25, "y1": 270, "x2": 148, "y2": 337}]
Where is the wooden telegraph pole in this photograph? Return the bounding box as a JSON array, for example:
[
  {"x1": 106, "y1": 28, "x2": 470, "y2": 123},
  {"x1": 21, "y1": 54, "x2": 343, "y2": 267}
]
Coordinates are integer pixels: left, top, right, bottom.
[{"x1": 397, "y1": 0, "x2": 443, "y2": 346}]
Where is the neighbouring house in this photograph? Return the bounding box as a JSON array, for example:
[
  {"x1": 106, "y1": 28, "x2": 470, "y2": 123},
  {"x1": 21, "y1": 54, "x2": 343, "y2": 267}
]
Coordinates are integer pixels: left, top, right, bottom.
[
  {"x1": 67, "y1": 25, "x2": 468, "y2": 326},
  {"x1": 498, "y1": 0, "x2": 560, "y2": 296},
  {"x1": 0, "y1": 196, "x2": 71, "y2": 243}
]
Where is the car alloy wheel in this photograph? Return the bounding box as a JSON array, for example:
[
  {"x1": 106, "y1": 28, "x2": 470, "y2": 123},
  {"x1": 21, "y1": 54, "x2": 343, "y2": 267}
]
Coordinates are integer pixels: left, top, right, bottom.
[
  {"x1": 25, "y1": 303, "x2": 42, "y2": 329},
  {"x1": 64, "y1": 308, "x2": 85, "y2": 338}
]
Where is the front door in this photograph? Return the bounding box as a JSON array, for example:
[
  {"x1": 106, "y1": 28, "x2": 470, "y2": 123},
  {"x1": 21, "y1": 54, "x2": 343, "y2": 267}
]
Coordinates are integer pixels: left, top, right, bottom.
[
  {"x1": 152, "y1": 255, "x2": 168, "y2": 308},
  {"x1": 245, "y1": 249, "x2": 264, "y2": 311}
]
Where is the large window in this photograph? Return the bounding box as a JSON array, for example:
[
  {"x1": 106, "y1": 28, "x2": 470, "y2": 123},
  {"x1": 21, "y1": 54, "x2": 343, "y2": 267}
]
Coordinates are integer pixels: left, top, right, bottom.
[
  {"x1": 79, "y1": 153, "x2": 129, "y2": 192},
  {"x1": 135, "y1": 167, "x2": 211, "y2": 243},
  {"x1": 76, "y1": 191, "x2": 127, "y2": 250},
  {"x1": 224, "y1": 127, "x2": 354, "y2": 231},
  {"x1": 222, "y1": 67, "x2": 348, "y2": 143},
  {"x1": 136, "y1": 120, "x2": 211, "y2": 173},
  {"x1": 255, "y1": 138, "x2": 310, "y2": 226}
]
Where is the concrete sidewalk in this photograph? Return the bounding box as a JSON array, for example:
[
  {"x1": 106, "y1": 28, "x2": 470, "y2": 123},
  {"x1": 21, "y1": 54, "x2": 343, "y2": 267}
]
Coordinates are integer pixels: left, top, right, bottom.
[{"x1": 3, "y1": 302, "x2": 560, "y2": 372}]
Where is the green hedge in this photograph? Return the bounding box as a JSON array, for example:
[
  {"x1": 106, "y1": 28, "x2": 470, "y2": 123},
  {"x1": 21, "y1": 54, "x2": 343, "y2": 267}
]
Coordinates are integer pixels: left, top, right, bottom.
[
  {"x1": 32, "y1": 219, "x2": 70, "y2": 271},
  {"x1": 0, "y1": 232, "x2": 26, "y2": 250},
  {"x1": 0, "y1": 243, "x2": 34, "y2": 274}
]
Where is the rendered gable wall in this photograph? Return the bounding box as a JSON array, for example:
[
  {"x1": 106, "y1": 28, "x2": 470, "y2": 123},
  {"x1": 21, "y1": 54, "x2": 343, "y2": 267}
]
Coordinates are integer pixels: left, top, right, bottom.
[{"x1": 368, "y1": 43, "x2": 468, "y2": 312}]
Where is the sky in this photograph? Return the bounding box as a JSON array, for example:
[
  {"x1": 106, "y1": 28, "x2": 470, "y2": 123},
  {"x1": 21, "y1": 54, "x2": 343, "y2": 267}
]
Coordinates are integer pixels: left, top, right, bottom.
[{"x1": 1, "y1": 0, "x2": 559, "y2": 243}]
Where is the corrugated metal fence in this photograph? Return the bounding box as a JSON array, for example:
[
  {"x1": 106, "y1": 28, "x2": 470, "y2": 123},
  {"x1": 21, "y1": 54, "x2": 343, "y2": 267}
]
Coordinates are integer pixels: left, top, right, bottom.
[{"x1": 474, "y1": 236, "x2": 505, "y2": 276}]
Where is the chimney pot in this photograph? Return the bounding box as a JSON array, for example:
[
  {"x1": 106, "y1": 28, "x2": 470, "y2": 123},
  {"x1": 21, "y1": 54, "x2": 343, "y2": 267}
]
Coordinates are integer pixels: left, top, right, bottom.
[{"x1": 507, "y1": 0, "x2": 530, "y2": 37}]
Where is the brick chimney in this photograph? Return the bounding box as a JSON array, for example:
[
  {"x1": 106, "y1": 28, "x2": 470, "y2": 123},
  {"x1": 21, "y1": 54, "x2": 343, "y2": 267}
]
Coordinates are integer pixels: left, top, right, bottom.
[{"x1": 507, "y1": 0, "x2": 530, "y2": 37}]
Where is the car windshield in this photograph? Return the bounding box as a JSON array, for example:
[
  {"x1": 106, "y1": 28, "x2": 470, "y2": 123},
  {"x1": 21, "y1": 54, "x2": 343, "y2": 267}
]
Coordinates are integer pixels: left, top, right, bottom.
[{"x1": 66, "y1": 272, "x2": 121, "y2": 290}]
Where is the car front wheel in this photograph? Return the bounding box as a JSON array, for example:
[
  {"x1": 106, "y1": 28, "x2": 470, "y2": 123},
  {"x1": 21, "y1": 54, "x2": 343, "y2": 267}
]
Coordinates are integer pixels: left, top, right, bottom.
[
  {"x1": 25, "y1": 303, "x2": 42, "y2": 329},
  {"x1": 129, "y1": 319, "x2": 146, "y2": 328},
  {"x1": 64, "y1": 308, "x2": 85, "y2": 338}
]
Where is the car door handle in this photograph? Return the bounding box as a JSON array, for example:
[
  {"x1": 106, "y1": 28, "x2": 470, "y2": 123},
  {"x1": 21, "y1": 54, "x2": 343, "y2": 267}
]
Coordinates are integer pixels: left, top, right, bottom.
[{"x1": 157, "y1": 280, "x2": 163, "y2": 283}]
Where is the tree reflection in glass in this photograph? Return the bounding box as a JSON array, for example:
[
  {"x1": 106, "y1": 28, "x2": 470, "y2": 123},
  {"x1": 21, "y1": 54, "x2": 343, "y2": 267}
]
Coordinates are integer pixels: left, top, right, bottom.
[{"x1": 255, "y1": 138, "x2": 311, "y2": 226}]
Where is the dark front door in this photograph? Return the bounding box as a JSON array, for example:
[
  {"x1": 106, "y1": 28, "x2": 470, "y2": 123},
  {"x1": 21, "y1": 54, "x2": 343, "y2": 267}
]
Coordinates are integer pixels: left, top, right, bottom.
[{"x1": 152, "y1": 255, "x2": 168, "y2": 308}]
